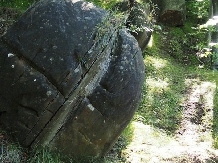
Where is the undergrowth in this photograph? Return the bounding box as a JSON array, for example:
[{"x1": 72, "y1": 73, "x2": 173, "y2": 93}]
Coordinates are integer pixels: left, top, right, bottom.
[
  {"x1": 0, "y1": 0, "x2": 39, "y2": 10},
  {"x1": 86, "y1": 0, "x2": 121, "y2": 9}
]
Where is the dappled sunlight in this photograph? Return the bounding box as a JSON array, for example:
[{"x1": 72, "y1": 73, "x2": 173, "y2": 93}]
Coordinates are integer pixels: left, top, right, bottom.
[
  {"x1": 122, "y1": 77, "x2": 218, "y2": 162},
  {"x1": 200, "y1": 15, "x2": 218, "y2": 28},
  {"x1": 200, "y1": 81, "x2": 216, "y2": 107},
  {"x1": 175, "y1": 78, "x2": 218, "y2": 160},
  {"x1": 184, "y1": 79, "x2": 216, "y2": 109},
  {"x1": 139, "y1": 55, "x2": 185, "y2": 134},
  {"x1": 121, "y1": 121, "x2": 218, "y2": 162},
  {"x1": 134, "y1": 59, "x2": 218, "y2": 162},
  {"x1": 147, "y1": 35, "x2": 153, "y2": 47},
  {"x1": 144, "y1": 56, "x2": 167, "y2": 69},
  {"x1": 81, "y1": 1, "x2": 96, "y2": 10},
  {"x1": 179, "y1": 79, "x2": 216, "y2": 141},
  {"x1": 146, "y1": 77, "x2": 169, "y2": 91},
  {"x1": 121, "y1": 121, "x2": 178, "y2": 163}
]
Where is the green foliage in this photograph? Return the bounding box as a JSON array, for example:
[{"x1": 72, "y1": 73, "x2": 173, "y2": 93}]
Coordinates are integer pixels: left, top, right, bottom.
[
  {"x1": 27, "y1": 147, "x2": 63, "y2": 163},
  {"x1": 0, "y1": 128, "x2": 26, "y2": 163},
  {"x1": 213, "y1": 84, "x2": 218, "y2": 148},
  {"x1": 186, "y1": 0, "x2": 210, "y2": 24},
  {"x1": 0, "y1": 144, "x2": 25, "y2": 163},
  {"x1": 186, "y1": 0, "x2": 218, "y2": 69},
  {"x1": 161, "y1": 22, "x2": 209, "y2": 67},
  {"x1": 94, "y1": 11, "x2": 128, "y2": 42},
  {"x1": 86, "y1": 0, "x2": 121, "y2": 9},
  {"x1": 0, "y1": 0, "x2": 38, "y2": 10},
  {"x1": 212, "y1": 52, "x2": 218, "y2": 62}
]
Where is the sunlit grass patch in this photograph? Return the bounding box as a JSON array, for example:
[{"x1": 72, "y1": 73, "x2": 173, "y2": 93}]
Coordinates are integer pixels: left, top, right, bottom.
[
  {"x1": 121, "y1": 121, "x2": 180, "y2": 162},
  {"x1": 137, "y1": 53, "x2": 186, "y2": 135},
  {"x1": 211, "y1": 72, "x2": 218, "y2": 148},
  {"x1": 144, "y1": 56, "x2": 168, "y2": 70},
  {"x1": 86, "y1": 0, "x2": 122, "y2": 9}
]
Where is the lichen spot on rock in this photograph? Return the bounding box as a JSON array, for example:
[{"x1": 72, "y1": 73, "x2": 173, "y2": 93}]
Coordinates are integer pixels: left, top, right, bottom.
[{"x1": 87, "y1": 103, "x2": 95, "y2": 111}]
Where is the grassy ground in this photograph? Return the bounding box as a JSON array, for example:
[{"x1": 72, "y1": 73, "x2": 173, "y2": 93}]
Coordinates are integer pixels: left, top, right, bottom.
[
  {"x1": 0, "y1": 0, "x2": 38, "y2": 11},
  {"x1": 1, "y1": 0, "x2": 218, "y2": 162}
]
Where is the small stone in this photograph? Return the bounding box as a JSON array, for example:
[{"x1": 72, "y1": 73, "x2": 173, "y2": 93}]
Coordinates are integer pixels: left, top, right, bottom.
[
  {"x1": 46, "y1": 91, "x2": 52, "y2": 96},
  {"x1": 74, "y1": 67, "x2": 80, "y2": 73},
  {"x1": 84, "y1": 17, "x2": 92, "y2": 20},
  {"x1": 87, "y1": 104, "x2": 95, "y2": 111},
  {"x1": 52, "y1": 45, "x2": 57, "y2": 49},
  {"x1": 8, "y1": 53, "x2": 15, "y2": 58}
]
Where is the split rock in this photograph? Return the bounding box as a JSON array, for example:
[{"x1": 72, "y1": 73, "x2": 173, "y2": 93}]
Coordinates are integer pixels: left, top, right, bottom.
[{"x1": 0, "y1": 0, "x2": 145, "y2": 158}]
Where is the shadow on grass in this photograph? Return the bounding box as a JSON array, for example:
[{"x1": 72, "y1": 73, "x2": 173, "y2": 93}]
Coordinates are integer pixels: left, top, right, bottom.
[{"x1": 91, "y1": 123, "x2": 134, "y2": 163}]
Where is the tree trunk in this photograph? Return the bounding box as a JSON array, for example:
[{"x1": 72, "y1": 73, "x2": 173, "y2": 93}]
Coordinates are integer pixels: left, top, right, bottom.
[
  {"x1": 211, "y1": 0, "x2": 218, "y2": 16},
  {"x1": 208, "y1": 0, "x2": 218, "y2": 70},
  {"x1": 159, "y1": 0, "x2": 186, "y2": 26},
  {"x1": 209, "y1": 0, "x2": 218, "y2": 43}
]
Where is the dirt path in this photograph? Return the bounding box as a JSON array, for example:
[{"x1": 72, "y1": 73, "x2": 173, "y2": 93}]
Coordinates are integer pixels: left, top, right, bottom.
[{"x1": 121, "y1": 79, "x2": 218, "y2": 163}]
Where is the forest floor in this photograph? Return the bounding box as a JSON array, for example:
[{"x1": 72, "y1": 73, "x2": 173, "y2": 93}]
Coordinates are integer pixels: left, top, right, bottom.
[{"x1": 1, "y1": 7, "x2": 218, "y2": 163}]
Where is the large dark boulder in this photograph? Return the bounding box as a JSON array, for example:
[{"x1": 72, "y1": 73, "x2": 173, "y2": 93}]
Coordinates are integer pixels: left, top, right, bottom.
[
  {"x1": 0, "y1": 0, "x2": 145, "y2": 159},
  {"x1": 159, "y1": 0, "x2": 186, "y2": 26}
]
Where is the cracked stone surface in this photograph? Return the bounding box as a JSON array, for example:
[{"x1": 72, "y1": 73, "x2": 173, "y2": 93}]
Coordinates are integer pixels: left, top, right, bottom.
[{"x1": 0, "y1": 0, "x2": 145, "y2": 158}]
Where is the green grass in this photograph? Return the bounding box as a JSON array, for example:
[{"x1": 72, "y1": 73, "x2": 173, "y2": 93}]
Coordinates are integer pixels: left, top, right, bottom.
[
  {"x1": 27, "y1": 147, "x2": 64, "y2": 163},
  {"x1": 0, "y1": 144, "x2": 24, "y2": 163},
  {"x1": 212, "y1": 77, "x2": 218, "y2": 148},
  {"x1": 0, "y1": 128, "x2": 27, "y2": 163},
  {"x1": 86, "y1": 0, "x2": 121, "y2": 9},
  {"x1": 135, "y1": 32, "x2": 186, "y2": 135},
  {"x1": 0, "y1": 0, "x2": 38, "y2": 10}
]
